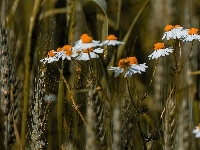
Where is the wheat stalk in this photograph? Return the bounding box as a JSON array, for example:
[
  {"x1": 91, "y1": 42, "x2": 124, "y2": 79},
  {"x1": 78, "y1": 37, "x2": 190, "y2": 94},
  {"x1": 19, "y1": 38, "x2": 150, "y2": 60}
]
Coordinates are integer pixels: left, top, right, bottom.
[{"x1": 164, "y1": 98, "x2": 175, "y2": 150}]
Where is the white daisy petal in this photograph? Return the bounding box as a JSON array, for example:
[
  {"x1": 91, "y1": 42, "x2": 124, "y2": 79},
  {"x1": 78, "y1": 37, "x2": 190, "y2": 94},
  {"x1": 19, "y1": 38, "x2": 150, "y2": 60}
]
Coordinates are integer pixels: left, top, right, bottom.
[
  {"x1": 75, "y1": 52, "x2": 99, "y2": 61},
  {"x1": 109, "y1": 67, "x2": 124, "y2": 77},
  {"x1": 89, "y1": 52, "x2": 99, "y2": 58},
  {"x1": 162, "y1": 26, "x2": 190, "y2": 40},
  {"x1": 125, "y1": 63, "x2": 148, "y2": 77},
  {"x1": 73, "y1": 40, "x2": 100, "y2": 50},
  {"x1": 101, "y1": 40, "x2": 124, "y2": 46},
  {"x1": 193, "y1": 126, "x2": 200, "y2": 138},
  {"x1": 182, "y1": 34, "x2": 200, "y2": 42},
  {"x1": 148, "y1": 47, "x2": 174, "y2": 60},
  {"x1": 40, "y1": 52, "x2": 61, "y2": 64},
  {"x1": 101, "y1": 40, "x2": 109, "y2": 45},
  {"x1": 162, "y1": 30, "x2": 173, "y2": 40},
  {"x1": 93, "y1": 48, "x2": 104, "y2": 53},
  {"x1": 76, "y1": 53, "x2": 89, "y2": 61}
]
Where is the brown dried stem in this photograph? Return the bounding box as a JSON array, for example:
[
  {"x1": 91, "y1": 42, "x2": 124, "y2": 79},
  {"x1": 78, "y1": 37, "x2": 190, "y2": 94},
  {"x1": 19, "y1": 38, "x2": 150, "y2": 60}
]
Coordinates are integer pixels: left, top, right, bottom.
[{"x1": 59, "y1": 69, "x2": 87, "y2": 126}]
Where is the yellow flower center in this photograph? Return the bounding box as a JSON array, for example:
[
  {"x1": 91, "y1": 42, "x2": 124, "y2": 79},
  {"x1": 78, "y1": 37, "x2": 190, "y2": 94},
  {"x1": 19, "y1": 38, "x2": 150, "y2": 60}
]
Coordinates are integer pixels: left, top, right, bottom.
[
  {"x1": 165, "y1": 25, "x2": 174, "y2": 31},
  {"x1": 48, "y1": 50, "x2": 56, "y2": 57},
  {"x1": 154, "y1": 43, "x2": 165, "y2": 50},
  {"x1": 82, "y1": 36, "x2": 93, "y2": 43},
  {"x1": 188, "y1": 28, "x2": 198, "y2": 35},
  {"x1": 118, "y1": 57, "x2": 138, "y2": 68},
  {"x1": 107, "y1": 34, "x2": 117, "y2": 40}
]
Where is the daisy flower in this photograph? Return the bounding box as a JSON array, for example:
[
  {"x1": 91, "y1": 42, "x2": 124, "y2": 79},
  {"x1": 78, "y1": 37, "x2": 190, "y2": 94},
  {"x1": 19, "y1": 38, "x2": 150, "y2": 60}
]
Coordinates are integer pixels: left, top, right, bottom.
[
  {"x1": 109, "y1": 56, "x2": 148, "y2": 78},
  {"x1": 57, "y1": 45, "x2": 78, "y2": 60},
  {"x1": 148, "y1": 43, "x2": 173, "y2": 60},
  {"x1": 172, "y1": 25, "x2": 189, "y2": 39},
  {"x1": 40, "y1": 50, "x2": 60, "y2": 64},
  {"x1": 75, "y1": 47, "x2": 103, "y2": 61},
  {"x1": 162, "y1": 25, "x2": 174, "y2": 40},
  {"x1": 73, "y1": 34, "x2": 100, "y2": 50},
  {"x1": 193, "y1": 125, "x2": 200, "y2": 138},
  {"x1": 182, "y1": 28, "x2": 200, "y2": 42},
  {"x1": 162, "y1": 25, "x2": 189, "y2": 40},
  {"x1": 101, "y1": 34, "x2": 124, "y2": 46}
]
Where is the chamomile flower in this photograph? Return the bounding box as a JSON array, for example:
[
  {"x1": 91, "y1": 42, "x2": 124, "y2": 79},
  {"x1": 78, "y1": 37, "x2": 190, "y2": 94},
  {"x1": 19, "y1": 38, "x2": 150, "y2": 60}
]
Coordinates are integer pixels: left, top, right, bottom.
[
  {"x1": 162, "y1": 25, "x2": 188, "y2": 40},
  {"x1": 148, "y1": 43, "x2": 173, "y2": 60},
  {"x1": 172, "y1": 25, "x2": 189, "y2": 39},
  {"x1": 162, "y1": 25, "x2": 174, "y2": 40},
  {"x1": 57, "y1": 45, "x2": 78, "y2": 60},
  {"x1": 182, "y1": 28, "x2": 200, "y2": 42},
  {"x1": 75, "y1": 47, "x2": 103, "y2": 61},
  {"x1": 40, "y1": 50, "x2": 60, "y2": 64},
  {"x1": 73, "y1": 34, "x2": 100, "y2": 50},
  {"x1": 109, "y1": 56, "x2": 148, "y2": 78},
  {"x1": 101, "y1": 34, "x2": 124, "y2": 46},
  {"x1": 193, "y1": 125, "x2": 200, "y2": 138}
]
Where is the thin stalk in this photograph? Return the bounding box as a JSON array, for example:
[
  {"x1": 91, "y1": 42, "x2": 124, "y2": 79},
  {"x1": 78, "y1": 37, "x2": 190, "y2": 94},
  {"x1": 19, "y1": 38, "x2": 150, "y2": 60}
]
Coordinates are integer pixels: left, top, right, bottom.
[
  {"x1": 132, "y1": 75, "x2": 140, "y2": 101},
  {"x1": 57, "y1": 68, "x2": 65, "y2": 149},
  {"x1": 21, "y1": 0, "x2": 41, "y2": 147},
  {"x1": 125, "y1": 78, "x2": 147, "y2": 150},
  {"x1": 144, "y1": 58, "x2": 159, "y2": 100},
  {"x1": 11, "y1": 86, "x2": 23, "y2": 150},
  {"x1": 59, "y1": 69, "x2": 87, "y2": 126},
  {"x1": 108, "y1": 0, "x2": 150, "y2": 72},
  {"x1": 154, "y1": 41, "x2": 194, "y2": 131}
]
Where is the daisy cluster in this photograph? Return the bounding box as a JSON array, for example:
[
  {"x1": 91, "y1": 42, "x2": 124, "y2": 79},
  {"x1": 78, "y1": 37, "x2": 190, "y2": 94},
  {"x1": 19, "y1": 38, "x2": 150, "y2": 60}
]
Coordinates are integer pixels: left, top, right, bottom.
[
  {"x1": 162, "y1": 25, "x2": 200, "y2": 42},
  {"x1": 40, "y1": 25, "x2": 200, "y2": 78},
  {"x1": 40, "y1": 34, "x2": 124, "y2": 63},
  {"x1": 148, "y1": 25, "x2": 200, "y2": 61}
]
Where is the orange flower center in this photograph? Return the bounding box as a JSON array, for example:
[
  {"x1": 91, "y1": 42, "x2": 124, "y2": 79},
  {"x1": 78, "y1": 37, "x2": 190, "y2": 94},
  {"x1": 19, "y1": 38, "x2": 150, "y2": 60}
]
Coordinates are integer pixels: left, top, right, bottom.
[
  {"x1": 57, "y1": 47, "x2": 62, "y2": 52},
  {"x1": 118, "y1": 57, "x2": 138, "y2": 68},
  {"x1": 118, "y1": 59, "x2": 126, "y2": 68},
  {"x1": 65, "y1": 49, "x2": 73, "y2": 56},
  {"x1": 107, "y1": 34, "x2": 117, "y2": 40},
  {"x1": 80, "y1": 33, "x2": 89, "y2": 38},
  {"x1": 62, "y1": 45, "x2": 72, "y2": 51},
  {"x1": 174, "y1": 25, "x2": 181, "y2": 28},
  {"x1": 82, "y1": 36, "x2": 93, "y2": 43},
  {"x1": 188, "y1": 28, "x2": 198, "y2": 35},
  {"x1": 165, "y1": 25, "x2": 174, "y2": 31},
  {"x1": 127, "y1": 57, "x2": 138, "y2": 65},
  {"x1": 82, "y1": 48, "x2": 93, "y2": 53},
  {"x1": 154, "y1": 43, "x2": 165, "y2": 50},
  {"x1": 48, "y1": 50, "x2": 56, "y2": 57}
]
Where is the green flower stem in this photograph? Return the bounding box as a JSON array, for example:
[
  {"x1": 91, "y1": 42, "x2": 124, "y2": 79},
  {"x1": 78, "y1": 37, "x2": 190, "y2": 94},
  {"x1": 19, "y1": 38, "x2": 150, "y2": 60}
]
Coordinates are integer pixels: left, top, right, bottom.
[{"x1": 57, "y1": 69, "x2": 65, "y2": 149}]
